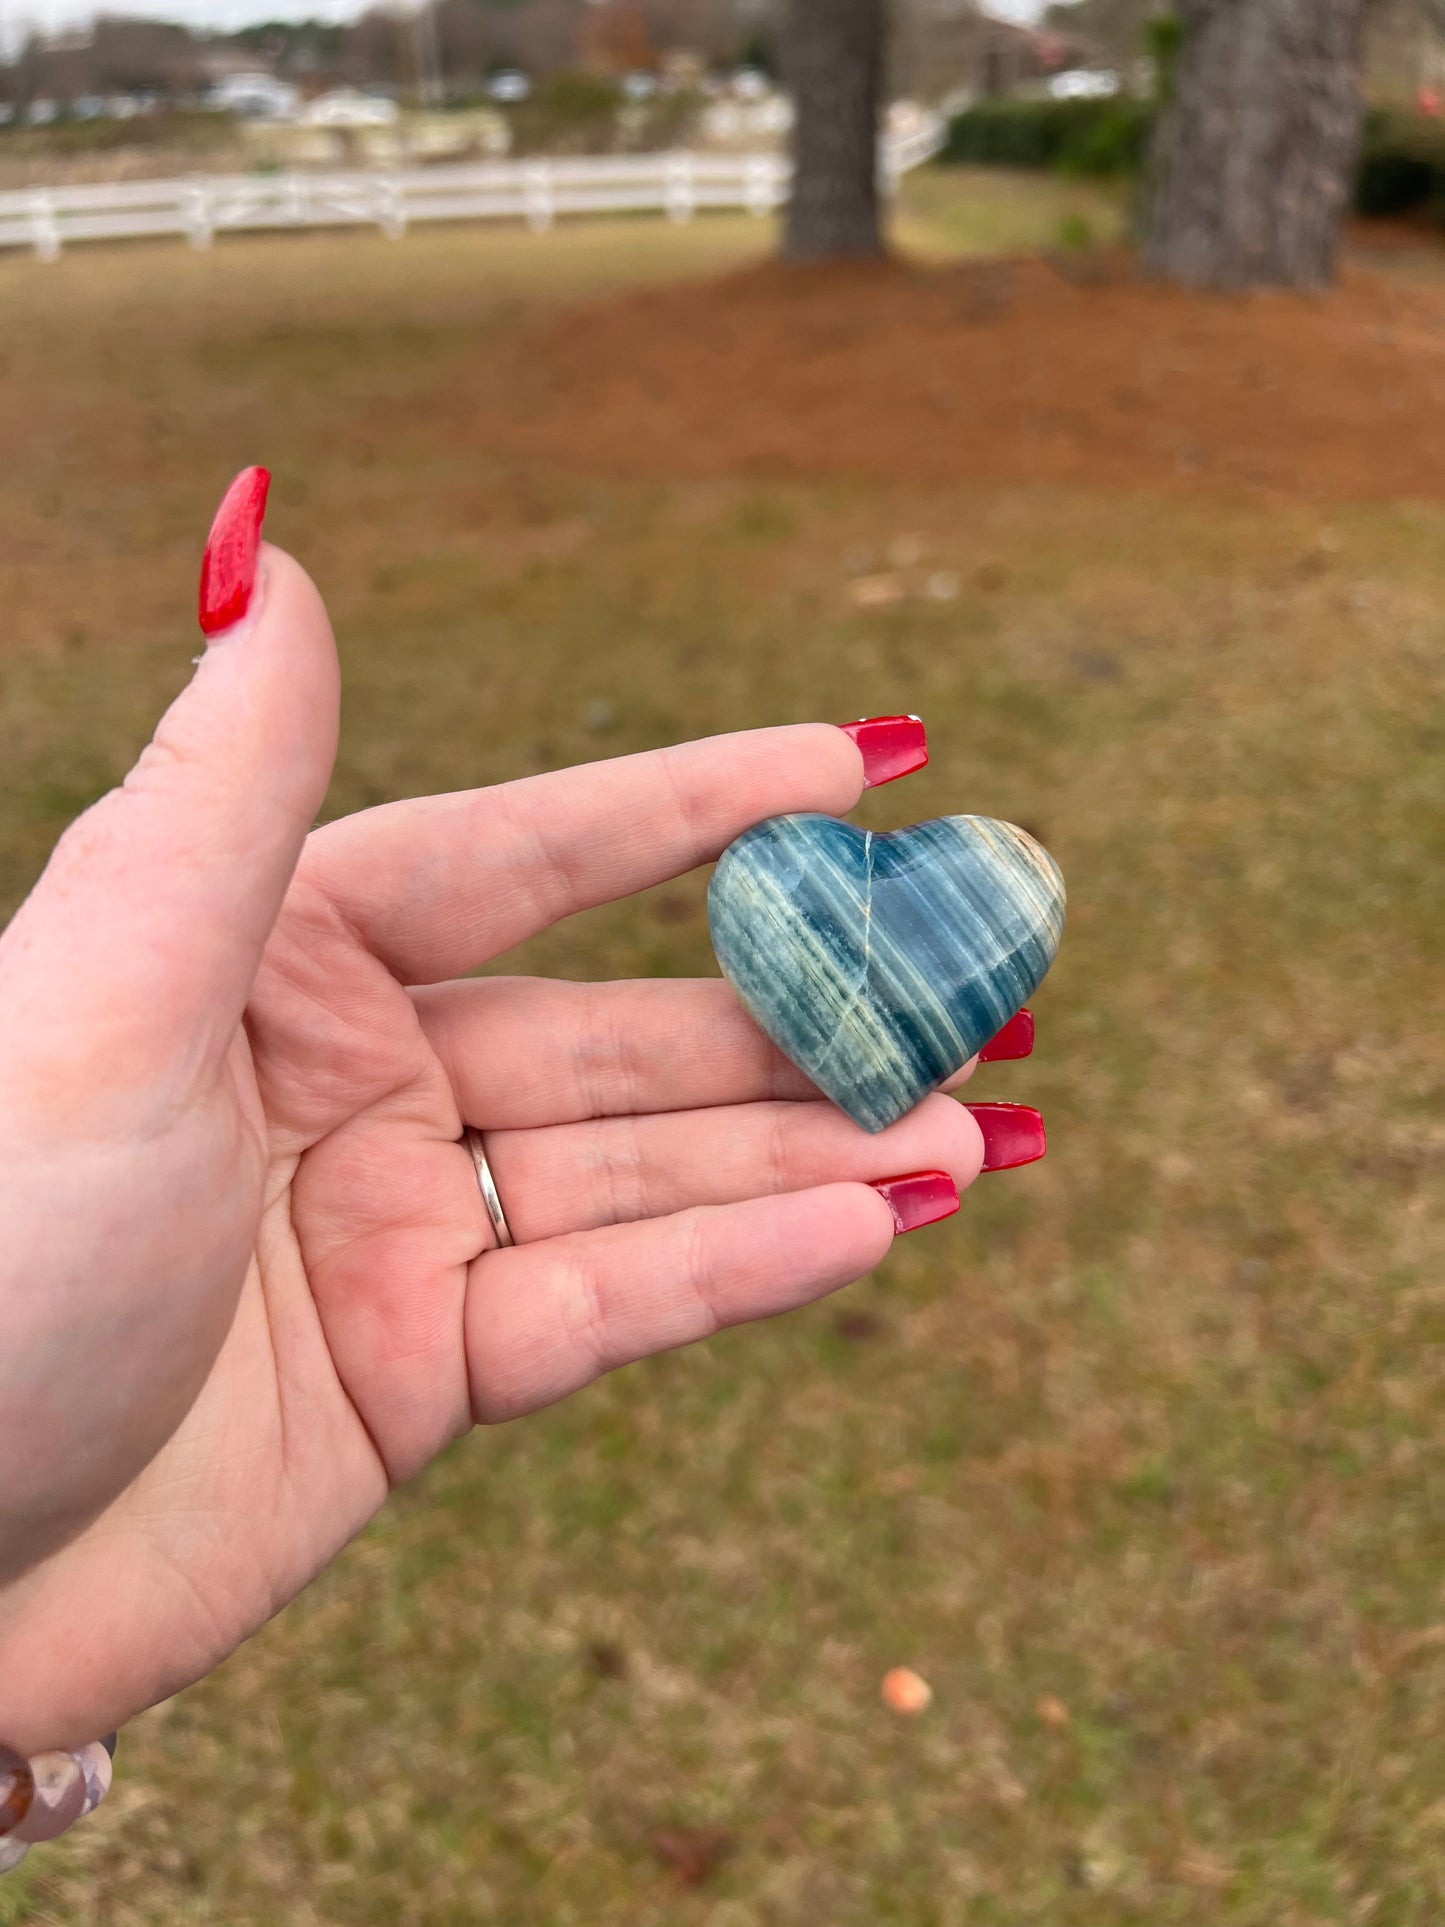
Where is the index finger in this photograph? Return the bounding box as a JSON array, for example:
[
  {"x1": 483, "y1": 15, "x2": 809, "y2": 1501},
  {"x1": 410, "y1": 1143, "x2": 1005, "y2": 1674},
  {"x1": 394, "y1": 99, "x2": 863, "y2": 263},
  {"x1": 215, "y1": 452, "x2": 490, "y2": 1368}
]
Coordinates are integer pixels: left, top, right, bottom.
[{"x1": 301, "y1": 723, "x2": 870, "y2": 984}]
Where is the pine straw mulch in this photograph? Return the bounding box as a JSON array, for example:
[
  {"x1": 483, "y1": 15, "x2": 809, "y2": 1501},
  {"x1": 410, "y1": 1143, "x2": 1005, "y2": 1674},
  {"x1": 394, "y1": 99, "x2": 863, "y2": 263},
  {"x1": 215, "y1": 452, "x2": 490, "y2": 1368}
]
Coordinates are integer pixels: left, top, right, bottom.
[{"x1": 468, "y1": 247, "x2": 1445, "y2": 504}]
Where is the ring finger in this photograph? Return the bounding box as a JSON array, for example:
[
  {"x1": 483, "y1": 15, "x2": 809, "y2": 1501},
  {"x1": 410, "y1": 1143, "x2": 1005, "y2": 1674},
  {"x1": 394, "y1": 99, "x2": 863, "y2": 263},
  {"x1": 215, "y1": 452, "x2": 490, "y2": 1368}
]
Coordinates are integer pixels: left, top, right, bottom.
[{"x1": 473, "y1": 1089, "x2": 1043, "y2": 1246}]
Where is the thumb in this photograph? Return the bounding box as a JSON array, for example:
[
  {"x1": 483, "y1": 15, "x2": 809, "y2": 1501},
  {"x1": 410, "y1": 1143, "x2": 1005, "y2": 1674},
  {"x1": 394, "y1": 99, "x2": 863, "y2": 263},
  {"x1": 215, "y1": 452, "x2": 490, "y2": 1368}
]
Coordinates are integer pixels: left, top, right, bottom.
[{"x1": 0, "y1": 467, "x2": 340, "y2": 1090}]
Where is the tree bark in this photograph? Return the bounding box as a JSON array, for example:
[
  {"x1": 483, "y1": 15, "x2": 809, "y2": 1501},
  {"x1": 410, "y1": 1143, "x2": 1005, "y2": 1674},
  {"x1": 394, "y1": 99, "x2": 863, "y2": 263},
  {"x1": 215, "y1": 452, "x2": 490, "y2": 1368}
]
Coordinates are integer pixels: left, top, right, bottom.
[
  {"x1": 1142, "y1": 0, "x2": 1368, "y2": 291},
  {"x1": 783, "y1": 0, "x2": 886, "y2": 262}
]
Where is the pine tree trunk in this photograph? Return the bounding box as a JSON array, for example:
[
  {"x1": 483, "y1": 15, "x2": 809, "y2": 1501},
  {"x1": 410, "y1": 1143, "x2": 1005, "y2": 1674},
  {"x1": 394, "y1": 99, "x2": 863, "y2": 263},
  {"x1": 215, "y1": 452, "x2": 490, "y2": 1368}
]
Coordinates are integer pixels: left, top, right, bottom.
[
  {"x1": 783, "y1": 0, "x2": 885, "y2": 262},
  {"x1": 1143, "y1": 0, "x2": 1367, "y2": 291}
]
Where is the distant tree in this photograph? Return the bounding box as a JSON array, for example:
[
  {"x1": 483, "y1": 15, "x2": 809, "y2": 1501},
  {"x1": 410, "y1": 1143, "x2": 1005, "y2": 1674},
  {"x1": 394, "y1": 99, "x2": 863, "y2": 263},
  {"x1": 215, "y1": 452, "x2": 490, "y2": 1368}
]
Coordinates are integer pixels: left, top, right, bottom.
[
  {"x1": 582, "y1": 0, "x2": 657, "y2": 71},
  {"x1": 84, "y1": 15, "x2": 204, "y2": 97},
  {"x1": 433, "y1": 0, "x2": 508, "y2": 88},
  {"x1": 783, "y1": 0, "x2": 886, "y2": 260},
  {"x1": 1042, "y1": 0, "x2": 1163, "y2": 72},
  {"x1": 1142, "y1": 0, "x2": 1368, "y2": 289},
  {"x1": 512, "y1": 0, "x2": 588, "y2": 77}
]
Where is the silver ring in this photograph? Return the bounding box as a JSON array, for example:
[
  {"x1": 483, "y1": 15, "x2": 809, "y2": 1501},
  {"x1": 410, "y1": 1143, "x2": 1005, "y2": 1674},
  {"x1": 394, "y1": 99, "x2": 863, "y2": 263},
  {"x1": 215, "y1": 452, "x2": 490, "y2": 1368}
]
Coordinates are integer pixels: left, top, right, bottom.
[{"x1": 463, "y1": 1127, "x2": 515, "y2": 1249}]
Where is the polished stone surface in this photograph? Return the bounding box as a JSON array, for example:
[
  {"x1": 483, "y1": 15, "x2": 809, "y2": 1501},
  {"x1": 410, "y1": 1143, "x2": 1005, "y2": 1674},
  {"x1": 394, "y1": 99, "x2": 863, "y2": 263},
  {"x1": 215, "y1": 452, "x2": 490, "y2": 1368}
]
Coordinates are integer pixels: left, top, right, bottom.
[{"x1": 708, "y1": 813, "x2": 1065, "y2": 1134}]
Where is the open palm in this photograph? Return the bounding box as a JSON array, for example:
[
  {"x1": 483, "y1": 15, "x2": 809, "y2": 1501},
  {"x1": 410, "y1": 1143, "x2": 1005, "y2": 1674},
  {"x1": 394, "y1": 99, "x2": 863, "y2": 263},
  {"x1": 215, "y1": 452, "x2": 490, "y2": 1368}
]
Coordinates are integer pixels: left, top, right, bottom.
[{"x1": 0, "y1": 543, "x2": 987, "y2": 1753}]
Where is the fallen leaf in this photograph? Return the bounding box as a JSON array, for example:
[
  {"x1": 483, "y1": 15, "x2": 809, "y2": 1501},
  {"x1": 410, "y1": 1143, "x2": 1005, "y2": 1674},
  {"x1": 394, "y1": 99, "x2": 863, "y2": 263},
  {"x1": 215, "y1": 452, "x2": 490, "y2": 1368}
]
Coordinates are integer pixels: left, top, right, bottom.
[
  {"x1": 650, "y1": 1828, "x2": 736, "y2": 1887},
  {"x1": 833, "y1": 1310, "x2": 883, "y2": 1343},
  {"x1": 881, "y1": 1667, "x2": 933, "y2": 1715},
  {"x1": 1036, "y1": 1694, "x2": 1070, "y2": 1730},
  {"x1": 849, "y1": 573, "x2": 906, "y2": 610},
  {"x1": 1177, "y1": 1852, "x2": 1234, "y2": 1890}
]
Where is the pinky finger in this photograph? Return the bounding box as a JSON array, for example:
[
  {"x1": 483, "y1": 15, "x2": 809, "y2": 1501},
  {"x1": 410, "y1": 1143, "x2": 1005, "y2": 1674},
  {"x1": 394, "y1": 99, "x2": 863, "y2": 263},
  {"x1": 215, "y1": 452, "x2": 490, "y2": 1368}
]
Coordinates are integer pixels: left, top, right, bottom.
[{"x1": 465, "y1": 1181, "x2": 937, "y2": 1423}]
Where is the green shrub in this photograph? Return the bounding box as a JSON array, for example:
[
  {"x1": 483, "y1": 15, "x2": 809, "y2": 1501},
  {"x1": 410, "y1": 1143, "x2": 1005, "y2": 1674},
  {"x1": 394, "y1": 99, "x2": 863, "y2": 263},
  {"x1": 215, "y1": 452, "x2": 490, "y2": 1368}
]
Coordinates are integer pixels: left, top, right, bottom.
[
  {"x1": 939, "y1": 97, "x2": 1154, "y2": 178},
  {"x1": 941, "y1": 95, "x2": 1445, "y2": 227},
  {"x1": 509, "y1": 69, "x2": 622, "y2": 155},
  {"x1": 1354, "y1": 106, "x2": 1445, "y2": 219}
]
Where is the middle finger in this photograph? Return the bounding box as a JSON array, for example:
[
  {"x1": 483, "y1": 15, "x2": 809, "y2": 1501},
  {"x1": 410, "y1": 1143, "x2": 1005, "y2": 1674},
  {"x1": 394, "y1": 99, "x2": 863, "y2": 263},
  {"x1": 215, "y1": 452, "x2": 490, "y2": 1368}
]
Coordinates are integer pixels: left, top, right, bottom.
[{"x1": 415, "y1": 976, "x2": 982, "y2": 1129}]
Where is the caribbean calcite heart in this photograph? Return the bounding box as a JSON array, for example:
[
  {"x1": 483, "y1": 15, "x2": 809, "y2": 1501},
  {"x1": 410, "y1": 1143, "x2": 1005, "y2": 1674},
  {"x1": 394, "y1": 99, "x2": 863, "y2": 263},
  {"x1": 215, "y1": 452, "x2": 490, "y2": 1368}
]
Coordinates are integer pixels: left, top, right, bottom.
[{"x1": 708, "y1": 813, "x2": 1065, "y2": 1134}]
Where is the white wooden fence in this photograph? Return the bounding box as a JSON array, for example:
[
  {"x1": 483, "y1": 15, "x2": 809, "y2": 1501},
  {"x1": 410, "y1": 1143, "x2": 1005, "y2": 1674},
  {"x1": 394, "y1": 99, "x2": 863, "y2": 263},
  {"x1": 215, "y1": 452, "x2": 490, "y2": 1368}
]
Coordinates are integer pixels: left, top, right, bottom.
[{"x1": 0, "y1": 118, "x2": 945, "y2": 260}]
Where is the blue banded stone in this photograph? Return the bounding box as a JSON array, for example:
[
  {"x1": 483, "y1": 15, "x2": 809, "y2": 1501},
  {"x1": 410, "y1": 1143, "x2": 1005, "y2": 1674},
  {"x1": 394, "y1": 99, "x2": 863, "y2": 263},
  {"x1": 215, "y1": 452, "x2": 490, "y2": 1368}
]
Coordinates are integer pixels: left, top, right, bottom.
[{"x1": 708, "y1": 813, "x2": 1065, "y2": 1134}]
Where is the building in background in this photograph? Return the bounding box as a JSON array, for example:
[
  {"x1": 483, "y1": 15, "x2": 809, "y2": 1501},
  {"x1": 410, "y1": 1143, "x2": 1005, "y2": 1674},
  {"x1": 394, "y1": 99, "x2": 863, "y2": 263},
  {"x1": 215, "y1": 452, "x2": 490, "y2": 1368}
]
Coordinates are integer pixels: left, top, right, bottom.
[
  {"x1": 1365, "y1": 0, "x2": 1445, "y2": 101},
  {"x1": 891, "y1": 1, "x2": 1081, "y2": 102}
]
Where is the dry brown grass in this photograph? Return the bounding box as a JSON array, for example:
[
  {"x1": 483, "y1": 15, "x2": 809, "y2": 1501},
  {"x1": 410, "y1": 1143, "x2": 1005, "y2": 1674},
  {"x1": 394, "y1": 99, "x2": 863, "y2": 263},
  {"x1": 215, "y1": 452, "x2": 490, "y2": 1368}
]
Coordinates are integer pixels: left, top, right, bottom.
[{"x1": 1, "y1": 181, "x2": 1443, "y2": 1924}]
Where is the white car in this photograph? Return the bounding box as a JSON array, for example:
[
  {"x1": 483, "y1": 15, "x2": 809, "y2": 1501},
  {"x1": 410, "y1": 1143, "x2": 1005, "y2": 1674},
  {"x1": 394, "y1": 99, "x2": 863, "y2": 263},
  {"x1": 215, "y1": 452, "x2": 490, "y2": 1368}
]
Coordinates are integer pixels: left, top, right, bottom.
[
  {"x1": 207, "y1": 73, "x2": 300, "y2": 121},
  {"x1": 1047, "y1": 69, "x2": 1121, "y2": 100},
  {"x1": 487, "y1": 70, "x2": 531, "y2": 104},
  {"x1": 303, "y1": 89, "x2": 399, "y2": 128},
  {"x1": 731, "y1": 67, "x2": 770, "y2": 102}
]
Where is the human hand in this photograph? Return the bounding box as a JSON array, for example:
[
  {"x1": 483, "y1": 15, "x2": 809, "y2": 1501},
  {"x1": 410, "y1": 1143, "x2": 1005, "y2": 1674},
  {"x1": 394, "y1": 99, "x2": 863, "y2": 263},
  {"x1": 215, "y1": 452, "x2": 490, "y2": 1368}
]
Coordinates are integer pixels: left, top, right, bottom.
[{"x1": 0, "y1": 471, "x2": 1041, "y2": 1751}]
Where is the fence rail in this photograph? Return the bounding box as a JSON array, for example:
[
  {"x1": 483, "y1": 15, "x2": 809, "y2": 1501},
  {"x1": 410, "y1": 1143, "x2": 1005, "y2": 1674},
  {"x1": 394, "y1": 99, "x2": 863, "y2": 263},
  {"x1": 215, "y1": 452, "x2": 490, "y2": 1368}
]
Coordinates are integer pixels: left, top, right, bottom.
[{"x1": 0, "y1": 120, "x2": 945, "y2": 259}]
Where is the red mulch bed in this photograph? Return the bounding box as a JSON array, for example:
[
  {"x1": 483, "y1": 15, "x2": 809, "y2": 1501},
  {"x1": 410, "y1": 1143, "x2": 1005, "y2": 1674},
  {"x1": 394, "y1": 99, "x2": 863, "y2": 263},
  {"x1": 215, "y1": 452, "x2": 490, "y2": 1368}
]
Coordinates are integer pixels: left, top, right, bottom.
[{"x1": 473, "y1": 250, "x2": 1445, "y2": 503}]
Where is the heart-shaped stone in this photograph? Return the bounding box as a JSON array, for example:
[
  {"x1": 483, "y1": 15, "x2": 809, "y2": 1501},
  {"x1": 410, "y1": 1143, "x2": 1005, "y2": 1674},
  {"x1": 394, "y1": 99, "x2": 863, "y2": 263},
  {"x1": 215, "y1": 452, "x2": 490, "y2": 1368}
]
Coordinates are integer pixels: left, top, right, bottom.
[{"x1": 708, "y1": 813, "x2": 1065, "y2": 1134}]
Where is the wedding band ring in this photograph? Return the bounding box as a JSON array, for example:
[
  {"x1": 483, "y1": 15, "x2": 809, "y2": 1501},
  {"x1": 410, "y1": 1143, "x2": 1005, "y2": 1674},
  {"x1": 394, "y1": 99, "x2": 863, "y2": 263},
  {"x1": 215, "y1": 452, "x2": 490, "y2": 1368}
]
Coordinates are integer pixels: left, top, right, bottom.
[{"x1": 463, "y1": 1127, "x2": 515, "y2": 1249}]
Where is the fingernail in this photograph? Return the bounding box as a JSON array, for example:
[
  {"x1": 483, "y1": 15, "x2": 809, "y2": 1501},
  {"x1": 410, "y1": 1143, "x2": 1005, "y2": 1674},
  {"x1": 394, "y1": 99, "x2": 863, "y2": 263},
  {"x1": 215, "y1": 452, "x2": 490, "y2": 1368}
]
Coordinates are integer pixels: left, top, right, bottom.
[
  {"x1": 836, "y1": 715, "x2": 928, "y2": 788},
  {"x1": 965, "y1": 1103, "x2": 1046, "y2": 1172},
  {"x1": 978, "y1": 1009, "x2": 1035, "y2": 1063},
  {"x1": 72, "y1": 1742, "x2": 113, "y2": 1819},
  {"x1": 12, "y1": 1750, "x2": 86, "y2": 1844},
  {"x1": 870, "y1": 1169, "x2": 960, "y2": 1234},
  {"x1": 198, "y1": 465, "x2": 270, "y2": 637}
]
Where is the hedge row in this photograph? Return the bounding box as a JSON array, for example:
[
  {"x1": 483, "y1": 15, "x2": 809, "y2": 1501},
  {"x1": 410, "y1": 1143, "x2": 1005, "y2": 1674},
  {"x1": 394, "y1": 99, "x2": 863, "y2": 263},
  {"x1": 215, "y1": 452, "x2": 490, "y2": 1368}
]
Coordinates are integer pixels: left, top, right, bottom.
[
  {"x1": 941, "y1": 97, "x2": 1445, "y2": 218},
  {"x1": 1353, "y1": 108, "x2": 1445, "y2": 217},
  {"x1": 939, "y1": 97, "x2": 1155, "y2": 178}
]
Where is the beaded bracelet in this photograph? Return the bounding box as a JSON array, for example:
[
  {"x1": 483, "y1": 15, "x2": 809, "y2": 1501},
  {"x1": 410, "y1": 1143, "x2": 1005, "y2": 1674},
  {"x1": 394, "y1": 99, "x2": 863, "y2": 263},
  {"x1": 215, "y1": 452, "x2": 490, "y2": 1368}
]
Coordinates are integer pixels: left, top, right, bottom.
[{"x1": 0, "y1": 1735, "x2": 116, "y2": 1875}]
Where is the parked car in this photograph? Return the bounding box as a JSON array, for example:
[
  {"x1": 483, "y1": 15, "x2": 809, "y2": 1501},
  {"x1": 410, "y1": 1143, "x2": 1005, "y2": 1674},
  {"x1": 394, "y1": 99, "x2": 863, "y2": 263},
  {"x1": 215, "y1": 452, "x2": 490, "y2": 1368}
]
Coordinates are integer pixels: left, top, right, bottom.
[
  {"x1": 486, "y1": 70, "x2": 531, "y2": 105},
  {"x1": 206, "y1": 72, "x2": 300, "y2": 121},
  {"x1": 621, "y1": 71, "x2": 658, "y2": 102},
  {"x1": 302, "y1": 88, "x2": 399, "y2": 128},
  {"x1": 1046, "y1": 69, "x2": 1121, "y2": 100}
]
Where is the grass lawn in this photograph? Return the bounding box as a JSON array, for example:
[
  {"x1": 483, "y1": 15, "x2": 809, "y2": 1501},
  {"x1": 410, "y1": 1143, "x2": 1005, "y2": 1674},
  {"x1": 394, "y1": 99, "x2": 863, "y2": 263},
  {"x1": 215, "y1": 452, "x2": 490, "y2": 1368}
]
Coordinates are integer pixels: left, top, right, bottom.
[{"x1": 1, "y1": 173, "x2": 1442, "y2": 1925}]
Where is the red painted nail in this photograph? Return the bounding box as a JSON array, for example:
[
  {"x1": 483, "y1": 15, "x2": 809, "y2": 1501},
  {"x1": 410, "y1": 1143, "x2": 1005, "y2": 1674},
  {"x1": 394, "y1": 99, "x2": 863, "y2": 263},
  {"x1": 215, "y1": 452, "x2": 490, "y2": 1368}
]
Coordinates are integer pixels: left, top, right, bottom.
[
  {"x1": 978, "y1": 1009, "x2": 1035, "y2": 1064},
  {"x1": 870, "y1": 1170, "x2": 960, "y2": 1234},
  {"x1": 198, "y1": 466, "x2": 270, "y2": 637},
  {"x1": 836, "y1": 715, "x2": 928, "y2": 789},
  {"x1": 965, "y1": 1103, "x2": 1046, "y2": 1173}
]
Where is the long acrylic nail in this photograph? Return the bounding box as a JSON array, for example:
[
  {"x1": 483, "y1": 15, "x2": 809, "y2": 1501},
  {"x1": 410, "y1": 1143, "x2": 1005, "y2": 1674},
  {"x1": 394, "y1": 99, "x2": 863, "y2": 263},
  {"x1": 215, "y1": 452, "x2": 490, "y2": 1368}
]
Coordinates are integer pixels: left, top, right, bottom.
[
  {"x1": 836, "y1": 715, "x2": 928, "y2": 788},
  {"x1": 978, "y1": 1009, "x2": 1035, "y2": 1063},
  {"x1": 870, "y1": 1170, "x2": 960, "y2": 1233},
  {"x1": 965, "y1": 1103, "x2": 1046, "y2": 1172},
  {"x1": 198, "y1": 465, "x2": 270, "y2": 637}
]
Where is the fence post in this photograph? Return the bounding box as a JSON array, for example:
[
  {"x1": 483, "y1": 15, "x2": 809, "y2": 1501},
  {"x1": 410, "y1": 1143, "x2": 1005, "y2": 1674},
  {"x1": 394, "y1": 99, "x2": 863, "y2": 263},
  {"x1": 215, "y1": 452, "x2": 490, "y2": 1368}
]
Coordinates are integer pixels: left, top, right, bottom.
[
  {"x1": 378, "y1": 175, "x2": 406, "y2": 239},
  {"x1": 29, "y1": 188, "x2": 59, "y2": 261},
  {"x1": 184, "y1": 178, "x2": 213, "y2": 250},
  {"x1": 879, "y1": 137, "x2": 902, "y2": 201},
  {"x1": 524, "y1": 160, "x2": 554, "y2": 233},
  {"x1": 745, "y1": 154, "x2": 773, "y2": 218},
  {"x1": 666, "y1": 151, "x2": 695, "y2": 223}
]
